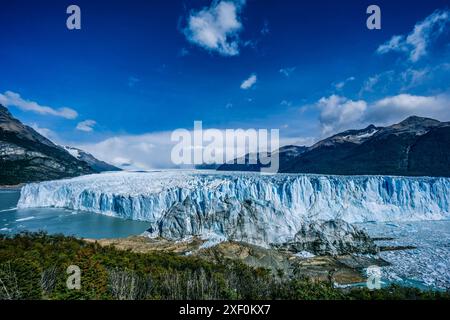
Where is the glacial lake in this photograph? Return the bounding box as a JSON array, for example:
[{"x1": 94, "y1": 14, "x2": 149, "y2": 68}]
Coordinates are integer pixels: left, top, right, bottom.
[
  {"x1": 0, "y1": 189, "x2": 149, "y2": 239},
  {"x1": 1, "y1": 188, "x2": 449, "y2": 290}
]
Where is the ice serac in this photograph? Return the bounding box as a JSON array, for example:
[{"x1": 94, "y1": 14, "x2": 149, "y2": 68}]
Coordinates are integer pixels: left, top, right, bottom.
[{"x1": 18, "y1": 171, "x2": 450, "y2": 250}]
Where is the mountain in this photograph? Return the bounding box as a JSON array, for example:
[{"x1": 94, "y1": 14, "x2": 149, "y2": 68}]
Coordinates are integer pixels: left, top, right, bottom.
[
  {"x1": 63, "y1": 146, "x2": 121, "y2": 172},
  {"x1": 0, "y1": 104, "x2": 93, "y2": 185},
  {"x1": 217, "y1": 116, "x2": 450, "y2": 177},
  {"x1": 283, "y1": 116, "x2": 450, "y2": 176},
  {"x1": 217, "y1": 145, "x2": 307, "y2": 172}
]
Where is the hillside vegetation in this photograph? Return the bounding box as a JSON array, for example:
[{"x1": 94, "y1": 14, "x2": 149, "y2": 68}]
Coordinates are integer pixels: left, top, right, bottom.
[{"x1": 0, "y1": 233, "x2": 449, "y2": 300}]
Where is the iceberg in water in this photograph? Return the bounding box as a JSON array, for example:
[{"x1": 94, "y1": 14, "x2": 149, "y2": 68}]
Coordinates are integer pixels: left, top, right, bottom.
[{"x1": 18, "y1": 170, "x2": 450, "y2": 248}]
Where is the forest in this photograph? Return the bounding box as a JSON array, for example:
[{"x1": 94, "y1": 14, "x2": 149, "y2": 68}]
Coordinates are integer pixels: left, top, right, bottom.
[{"x1": 0, "y1": 232, "x2": 449, "y2": 300}]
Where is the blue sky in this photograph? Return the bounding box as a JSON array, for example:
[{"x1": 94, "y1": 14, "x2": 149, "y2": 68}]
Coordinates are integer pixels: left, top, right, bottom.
[{"x1": 0, "y1": 0, "x2": 449, "y2": 168}]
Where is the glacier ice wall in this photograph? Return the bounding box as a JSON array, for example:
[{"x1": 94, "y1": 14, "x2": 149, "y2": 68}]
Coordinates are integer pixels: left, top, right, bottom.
[{"x1": 17, "y1": 170, "x2": 450, "y2": 246}]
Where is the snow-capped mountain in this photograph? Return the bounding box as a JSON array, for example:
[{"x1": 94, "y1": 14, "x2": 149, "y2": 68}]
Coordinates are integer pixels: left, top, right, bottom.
[
  {"x1": 0, "y1": 104, "x2": 94, "y2": 185},
  {"x1": 18, "y1": 171, "x2": 450, "y2": 252},
  {"x1": 308, "y1": 124, "x2": 380, "y2": 149},
  {"x1": 63, "y1": 146, "x2": 121, "y2": 172},
  {"x1": 0, "y1": 104, "x2": 121, "y2": 185},
  {"x1": 282, "y1": 116, "x2": 450, "y2": 176},
  {"x1": 218, "y1": 116, "x2": 450, "y2": 177}
]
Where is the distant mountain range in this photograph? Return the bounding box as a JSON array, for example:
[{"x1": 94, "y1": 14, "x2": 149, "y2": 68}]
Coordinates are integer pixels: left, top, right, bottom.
[
  {"x1": 218, "y1": 116, "x2": 450, "y2": 177},
  {"x1": 0, "y1": 104, "x2": 120, "y2": 185},
  {"x1": 3, "y1": 100, "x2": 449, "y2": 185},
  {"x1": 195, "y1": 145, "x2": 308, "y2": 171}
]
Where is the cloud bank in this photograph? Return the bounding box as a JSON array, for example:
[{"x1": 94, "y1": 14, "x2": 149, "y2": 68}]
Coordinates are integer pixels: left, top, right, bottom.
[{"x1": 317, "y1": 93, "x2": 450, "y2": 136}]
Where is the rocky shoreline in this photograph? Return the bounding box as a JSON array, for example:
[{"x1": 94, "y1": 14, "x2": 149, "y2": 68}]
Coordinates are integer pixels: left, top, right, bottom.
[{"x1": 85, "y1": 236, "x2": 390, "y2": 286}]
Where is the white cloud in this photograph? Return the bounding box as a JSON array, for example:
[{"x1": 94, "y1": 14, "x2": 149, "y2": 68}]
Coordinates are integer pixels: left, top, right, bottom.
[
  {"x1": 183, "y1": 0, "x2": 245, "y2": 56},
  {"x1": 74, "y1": 125, "x2": 308, "y2": 170},
  {"x1": 240, "y1": 74, "x2": 257, "y2": 89},
  {"x1": 377, "y1": 9, "x2": 450, "y2": 62},
  {"x1": 316, "y1": 93, "x2": 450, "y2": 136},
  {"x1": 334, "y1": 76, "x2": 355, "y2": 90},
  {"x1": 367, "y1": 93, "x2": 450, "y2": 124},
  {"x1": 0, "y1": 91, "x2": 78, "y2": 119},
  {"x1": 279, "y1": 67, "x2": 296, "y2": 77},
  {"x1": 75, "y1": 132, "x2": 172, "y2": 170},
  {"x1": 317, "y1": 95, "x2": 368, "y2": 136},
  {"x1": 76, "y1": 120, "x2": 96, "y2": 132},
  {"x1": 359, "y1": 71, "x2": 395, "y2": 95},
  {"x1": 360, "y1": 63, "x2": 448, "y2": 95},
  {"x1": 399, "y1": 68, "x2": 429, "y2": 90},
  {"x1": 360, "y1": 75, "x2": 380, "y2": 94},
  {"x1": 377, "y1": 35, "x2": 405, "y2": 55}
]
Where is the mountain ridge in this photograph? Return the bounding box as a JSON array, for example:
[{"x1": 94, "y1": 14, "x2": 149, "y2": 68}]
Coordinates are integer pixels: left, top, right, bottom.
[
  {"x1": 0, "y1": 104, "x2": 118, "y2": 185},
  {"x1": 63, "y1": 145, "x2": 121, "y2": 172},
  {"x1": 218, "y1": 116, "x2": 450, "y2": 177}
]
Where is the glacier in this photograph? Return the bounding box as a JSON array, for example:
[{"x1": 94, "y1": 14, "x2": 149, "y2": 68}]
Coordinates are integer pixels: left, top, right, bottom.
[{"x1": 17, "y1": 170, "x2": 450, "y2": 248}]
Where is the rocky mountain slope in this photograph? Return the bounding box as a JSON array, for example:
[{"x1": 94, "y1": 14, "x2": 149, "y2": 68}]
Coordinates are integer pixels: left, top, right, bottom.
[
  {"x1": 90, "y1": 236, "x2": 388, "y2": 284},
  {"x1": 217, "y1": 145, "x2": 307, "y2": 172},
  {"x1": 218, "y1": 116, "x2": 450, "y2": 177},
  {"x1": 63, "y1": 145, "x2": 121, "y2": 172},
  {"x1": 0, "y1": 104, "x2": 117, "y2": 185}
]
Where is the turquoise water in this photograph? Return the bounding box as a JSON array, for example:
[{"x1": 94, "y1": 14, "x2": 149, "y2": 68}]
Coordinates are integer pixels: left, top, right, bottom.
[{"x1": 0, "y1": 189, "x2": 150, "y2": 239}]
